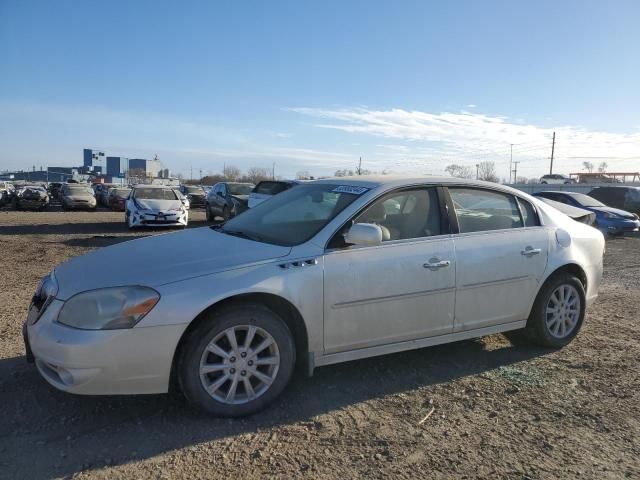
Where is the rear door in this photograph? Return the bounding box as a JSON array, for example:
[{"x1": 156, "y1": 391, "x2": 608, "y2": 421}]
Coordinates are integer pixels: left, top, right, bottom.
[{"x1": 446, "y1": 187, "x2": 549, "y2": 332}]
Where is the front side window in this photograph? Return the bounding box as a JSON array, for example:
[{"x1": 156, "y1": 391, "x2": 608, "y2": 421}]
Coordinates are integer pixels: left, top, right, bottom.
[
  {"x1": 221, "y1": 184, "x2": 362, "y2": 246},
  {"x1": 354, "y1": 188, "x2": 441, "y2": 241},
  {"x1": 449, "y1": 188, "x2": 523, "y2": 233}
]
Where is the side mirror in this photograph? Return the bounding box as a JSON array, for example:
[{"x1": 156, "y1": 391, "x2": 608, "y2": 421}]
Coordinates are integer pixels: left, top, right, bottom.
[
  {"x1": 217, "y1": 191, "x2": 225, "y2": 197},
  {"x1": 344, "y1": 223, "x2": 382, "y2": 247}
]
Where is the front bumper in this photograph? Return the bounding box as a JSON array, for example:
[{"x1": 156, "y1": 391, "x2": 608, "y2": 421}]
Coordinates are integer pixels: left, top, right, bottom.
[
  {"x1": 64, "y1": 200, "x2": 96, "y2": 210},
  {"x1": 130, "y1": 209, "x2": 188, "y2": 227},
  {"x1": 598, "y1": 218, "x2": 640, "y2": 234},
  {"x1": 18, "y1": 199, "x2": 48, "y2": 209},
  {"x1": 25, "y1": 299, "x2": 186, "y2": 395}
]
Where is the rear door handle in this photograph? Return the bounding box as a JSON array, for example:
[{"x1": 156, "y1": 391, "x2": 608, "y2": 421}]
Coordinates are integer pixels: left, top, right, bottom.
[
  {"x1": 521, "y1": 246, "x2": 542, "y2": 256},
  {"x1": 423, "y1": 259, "x2": 451, "y2": 270}
]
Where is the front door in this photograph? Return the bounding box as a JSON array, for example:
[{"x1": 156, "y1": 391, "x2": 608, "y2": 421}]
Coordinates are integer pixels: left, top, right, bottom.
[{"x1": 323, "y1": 187, "x2": 456, "y2": 353}]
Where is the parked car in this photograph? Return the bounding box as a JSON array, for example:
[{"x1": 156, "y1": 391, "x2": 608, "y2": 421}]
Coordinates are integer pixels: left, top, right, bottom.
[
  {"x1": 533, "y1": 191, "x2": 639, "y2": 235},
  {"x1": 539, "y1": 174, "x2": 576, "y2": 185},
  {"x1": 0, "y1": 181, "x2": 16, "y2": 206},
  {"x1": 13, "y1": 185, "x2": 49, "y2": 210},
  {"x1": 125, "y1": 185, "x2": 188, "y2": 229},
  {"x1": 107, "y1": 187, "x2": 132, "y2": 211},
  {"x1": 248, "y1": 180, "x2": 300, "y2": 208},
  {"x1": 24, "y1": 177, "x2": 604, "y2": 417},
  {"x1": 205, "y1": 182, "x2": 255, "y2": 222},
  {"x1": 47, "y1": 182, "x2": 63, "y2": 200},
  {"x1": 588, "y1": 186, "x2": 640, "y2": 216},
  {"x1": 60, "y1": 184, "x2": 97, "y2": 211},
  {"x1": 179, "y1": 185, "x2": 206, "y2": 208},
  {"x1": 92, "y1": 183, "x2": 118, "y2": 206}
]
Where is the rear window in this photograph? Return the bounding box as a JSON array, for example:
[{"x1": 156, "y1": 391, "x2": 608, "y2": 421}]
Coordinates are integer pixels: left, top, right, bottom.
[
  {"x1": 253, "y1": 181, "x2": 291, "y2": 195},
  {"x1": 134, "y1": 188, "x2": 178, "y2": 200}
]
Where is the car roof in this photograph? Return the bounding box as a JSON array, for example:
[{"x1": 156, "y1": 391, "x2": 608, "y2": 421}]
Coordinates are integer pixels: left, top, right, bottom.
[
  {"x1": 591, "y1": 185, "x2": 639, "y2": 190},
  {"x1": 535, "y1": 190, "x2": 579, "y2": 196},
  {"x1": 309, "y1": 175, "x2": 505, "y2": 189}
]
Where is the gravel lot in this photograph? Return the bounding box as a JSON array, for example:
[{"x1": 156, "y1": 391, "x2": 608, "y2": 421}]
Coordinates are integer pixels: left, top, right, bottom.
[{"x1": 0, "y1": 207, "x2": 638, "y2": 479}]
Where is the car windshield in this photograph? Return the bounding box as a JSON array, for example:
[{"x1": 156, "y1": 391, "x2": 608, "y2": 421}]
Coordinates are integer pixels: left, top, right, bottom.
[
  {"x1": 220, "y1": 183, "x2": 363, "y2": 246},
  {"x1": 134, "y1": 188, "x2": 178, "y2": 200},
  {"x1": 569, "y1": 193, "x2": 605, "y2": 207},
  {"x1": 65, "y1": 185, "x2": 93, "y2": 195},
  {"x1": 228, "y1": 184, "x2": 254, "y2": 196},
  {"x1": 185, "y1": 186, "x2": 204, "y2": 194}
]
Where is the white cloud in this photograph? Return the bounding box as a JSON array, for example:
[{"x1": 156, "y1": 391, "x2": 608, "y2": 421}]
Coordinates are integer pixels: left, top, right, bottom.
[
  {"x1": 466, "y1": 104, "x2": 477, "y2": 108},
  {"x1": 289, "y1": 106, "x2": 640, "y2": 175}
]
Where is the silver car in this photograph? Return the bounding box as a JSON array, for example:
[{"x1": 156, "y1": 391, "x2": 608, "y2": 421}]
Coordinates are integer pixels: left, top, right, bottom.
[
  {"x1": 61, "y1": 184, "x2": 97, "y2": 211},
  {"x1": 25, "y1": 177, "x2": 604, "y2": 417}
]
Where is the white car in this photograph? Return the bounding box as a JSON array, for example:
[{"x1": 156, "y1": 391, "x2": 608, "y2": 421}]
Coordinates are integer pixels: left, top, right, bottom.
[
  {"x1": 24, "y1": 177, "x2": 604, "y2": 417},
  {"x1": 539, "y1": 174, "x2": 576, "y2": 185},
  {"x1": 125, "y1": 185, "x2": 188, "y2": 229}
]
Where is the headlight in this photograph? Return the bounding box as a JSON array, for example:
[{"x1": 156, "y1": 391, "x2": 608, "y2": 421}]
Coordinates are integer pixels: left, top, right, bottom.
[
  {"x1": 602, "y1": 212, "x2": 620, "y2": 219},
  {"x1": 57, "y1": 286, "x2": 160, "y2": 330}
]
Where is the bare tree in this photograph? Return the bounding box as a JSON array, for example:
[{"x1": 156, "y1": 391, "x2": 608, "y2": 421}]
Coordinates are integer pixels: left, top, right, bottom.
[
  {"x1": 334, "y1": 169, "x2": 354, "y2": 177},
  {"x1": 245, "y1": 167, "x2": 271, "y2": 184},
  {"x1": 201, "y1": 174, "x2": 225, "y2": 185},
  {"x1": 477, "y1": 161, "x2": 499, "y2": 182},
  {"x1": 598, "y1": 162, "x2": 608, "y2": 173},
  {"x1": 222, "y1": 165, "x2": 242, "y2": 181},
  {"x1": 582, "y1": 161, "x2": 594, "y2": 173},
  {"x1": 296, "y1": 170, "x2": 311, "y2": 180},
  {"x1": 516, "y1": 176, "x2": 529, "y2": 184},
  {"x1": 444, "y1": 164, "x2": 474, "y2": 179}
]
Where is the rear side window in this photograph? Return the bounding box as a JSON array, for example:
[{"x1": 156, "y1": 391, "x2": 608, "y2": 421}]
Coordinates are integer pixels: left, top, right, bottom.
[
  {"x1": 449, "y1": 188, "x2": 523, "y2": 233},
  {"x1": 254, "y1": 181, "x2": 290, "y2": 195},
  {"x1": 517, "y1": 198, "x2": 540, "y2": 227}
]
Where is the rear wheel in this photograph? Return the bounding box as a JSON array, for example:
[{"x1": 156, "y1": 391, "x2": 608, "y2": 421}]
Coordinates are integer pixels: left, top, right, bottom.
[
  {"x1": 222, "y1": 206, "x2": 230, "y2": 222},
  {"x1": 525, "y1": 273, "x2": 585, "y2": 348},
  {"x1": 178, "y1": 304, "x2": 295, "y2": 417}
]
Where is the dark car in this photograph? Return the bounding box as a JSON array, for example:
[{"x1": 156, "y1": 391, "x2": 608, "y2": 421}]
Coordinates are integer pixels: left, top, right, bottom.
[
  {"x1": 205, "y1": 182, "x2": 255, "y2": 222},
  {"x1": 13, "y1": 185, "x2": 49, "y2": 211},
  {"x1": 0, "y1": 182, "x2": 16, "y2": 206},
  {"x1": 47, "y1": 182, "x2": 63, "y2": 200},
  {"x1": 533, "y1": 190, "x2": 639, "y2": 236},
  {"x1": 179, "y1": 185, "x2": 206, "y2": 208},
  {"x1": 248, "y1": 180, "x2": 300, "y2": 208},
  {"x1": 588, "y1": 186, "x2": 640, "y2": 216},
  {"x1": 107, "y1": 187, "x2": 132, "y2": 211}
]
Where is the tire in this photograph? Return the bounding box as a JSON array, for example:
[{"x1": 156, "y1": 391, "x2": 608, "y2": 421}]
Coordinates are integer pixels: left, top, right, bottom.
[
  {"x1": 540, "y1": 181, "x2": 547, "y2": 184},
  {"x1": 222, "y1": 206, "x2": 230, "y2": 222},
  {"x1": 205, "y1": 204, "x2": 211, "y2": 222},
  {"x1": 178, "y1": 304, "x2": 295, "y2": 417},
  {"x1": 525, "y1": 273, "x2": 586, "y2": 348}
]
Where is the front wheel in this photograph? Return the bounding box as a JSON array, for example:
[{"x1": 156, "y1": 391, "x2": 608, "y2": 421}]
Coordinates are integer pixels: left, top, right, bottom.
[
  {"x1": 222, "y1": 206, "x2": 230, "y2": 222},
  {"x1": 525, "y1": 273, "x2": 586, "y2": 348},
  {"x1": 178, "y1": 304, "x2": 295, "y2": 417}
]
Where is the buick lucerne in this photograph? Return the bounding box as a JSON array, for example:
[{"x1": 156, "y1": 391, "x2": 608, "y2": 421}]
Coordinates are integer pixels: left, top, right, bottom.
[{"x1": 25, "y1": 177, "x2": 604, "y2": 416}]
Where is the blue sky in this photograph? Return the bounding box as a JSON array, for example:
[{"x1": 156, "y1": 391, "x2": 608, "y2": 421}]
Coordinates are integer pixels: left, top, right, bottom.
[{"x1": 1, "y1": 0, "x2": 639, "y2": 179}]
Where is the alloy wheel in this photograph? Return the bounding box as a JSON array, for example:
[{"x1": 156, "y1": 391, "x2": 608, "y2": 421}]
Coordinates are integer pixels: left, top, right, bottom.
[
  {"x1": 545, "y1": 284, "x2": 581, "y2": 339},
  {"x1": 199, "y1": 325, "x2": 280, "y2": 405}
]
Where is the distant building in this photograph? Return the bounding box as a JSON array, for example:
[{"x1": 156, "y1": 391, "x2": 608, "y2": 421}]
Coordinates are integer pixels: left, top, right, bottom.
[{"x1": 83, "y1": 148, "x2": 166, "y2": 181}]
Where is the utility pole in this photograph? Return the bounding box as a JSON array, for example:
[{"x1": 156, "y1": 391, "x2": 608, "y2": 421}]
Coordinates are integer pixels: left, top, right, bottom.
[
  {"x1": 357, "y1": 156, "x2": 362, "y2": 175},
  {"x1": 199, "y1": 168, "x2": 202, "y2": 181},
  {"x1": 272, "y1": 162, "x2": 275, "y2": 180},
  {"x1": 476, "y1": 164, "x2": 479, "y2": 180},
  {"x1": 512, "y1": 161, "x2": 520, "y2": 183},
  {"x1": 509, "y1": 144, "x2": 515, "y2": 183},
  {"x1": 549, "y1": 131, "x2": 556, "y2": 175},
  {"x1": 190, "y1": 166, "x2": 193, "y2": 181}
]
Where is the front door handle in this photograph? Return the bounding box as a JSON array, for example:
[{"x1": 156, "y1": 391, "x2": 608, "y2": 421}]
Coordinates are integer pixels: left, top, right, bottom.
[
  {"x1": 423, "y1": 259, "x2": 451, "y2": 270},
  {"x1": 521, "y1": 246, "x2": 542, "y2": 256}
]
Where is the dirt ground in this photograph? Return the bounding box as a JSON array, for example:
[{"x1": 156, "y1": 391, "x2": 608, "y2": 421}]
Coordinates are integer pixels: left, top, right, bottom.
[{"x1": 0, "y1": 206, "x2": 638, "y2": 480}]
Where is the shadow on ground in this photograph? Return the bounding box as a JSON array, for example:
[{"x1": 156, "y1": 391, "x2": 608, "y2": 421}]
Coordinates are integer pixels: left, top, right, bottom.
[{"x1": 0, "y1": 339, "x2": 549, "y2": 479}]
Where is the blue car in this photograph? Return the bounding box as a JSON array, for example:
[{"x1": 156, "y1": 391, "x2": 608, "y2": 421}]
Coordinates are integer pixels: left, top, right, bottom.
[{"x1": 533, "y1": 191, "x2": 640, "y2": 236}]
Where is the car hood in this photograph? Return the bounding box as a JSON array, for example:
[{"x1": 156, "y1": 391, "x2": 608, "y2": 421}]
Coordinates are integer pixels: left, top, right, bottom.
[
  {"x1": 134, "y1": 198, "x2": 182, "y2": 211},
  {"x1": 590, "y1": 206, "x2": 637, "y2": 219},
  {"x1": 54, "y1": 228, "x2": 291, "y2": 300}
]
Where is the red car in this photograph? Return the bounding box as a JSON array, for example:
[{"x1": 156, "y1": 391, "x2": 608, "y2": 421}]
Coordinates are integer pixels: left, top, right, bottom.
[{"x1": 108, "y1": 187, "x2": 131, "y2": 211}]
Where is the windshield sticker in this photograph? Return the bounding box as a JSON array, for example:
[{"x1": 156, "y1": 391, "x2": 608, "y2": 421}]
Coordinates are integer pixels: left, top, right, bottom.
[{"x1": 332, "y1": 185, "x2": 369, "y2": 195}]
